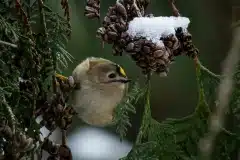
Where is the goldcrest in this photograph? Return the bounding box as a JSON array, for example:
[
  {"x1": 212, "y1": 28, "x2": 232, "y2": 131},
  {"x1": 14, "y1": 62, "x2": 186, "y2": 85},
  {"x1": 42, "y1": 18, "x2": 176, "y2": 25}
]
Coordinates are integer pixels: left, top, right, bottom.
[{"x1": 59, "y1": 57, "x2": 130, "y2": 127}]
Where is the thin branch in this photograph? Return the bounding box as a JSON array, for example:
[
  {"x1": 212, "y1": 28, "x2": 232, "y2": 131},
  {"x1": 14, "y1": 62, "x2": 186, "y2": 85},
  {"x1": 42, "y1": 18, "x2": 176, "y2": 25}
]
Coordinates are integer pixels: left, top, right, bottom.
[
  {"x1": 194, "y1": 57, "x2": 222, "y2": 79},
  {"x1": 167, "y1": 1, "x2": 221, "y2": 80},
  {"x1": 37, "y1": 0, "x2": 48, "y2": 36},
  {"x1": 168, "y1": 0, "x2": 180, "y2": 17},
  {"x1": 135, "y1": 73, "x2": 151, "y2": 144},
  {"x1": 2, "y1": 96, "x2": 16, "y2": 135},
  {"x1": 199, "y1": 26, "x2": 240, "y2": 160},
  {"x1": 0, "y1": 40, "x2": 18, "y2": 48},
  {"x1": 133, "y1": 0, "x2": 142, "y2": 17},
  {"x1": 15, "y1": 0, "x2": 33, "y2": 34},
  {"x1": 231, "y1": 20, "x2": 240, "y2": 28},
  {"x1": 61, "y1": 129, "x2": 67, "y2": 145}
]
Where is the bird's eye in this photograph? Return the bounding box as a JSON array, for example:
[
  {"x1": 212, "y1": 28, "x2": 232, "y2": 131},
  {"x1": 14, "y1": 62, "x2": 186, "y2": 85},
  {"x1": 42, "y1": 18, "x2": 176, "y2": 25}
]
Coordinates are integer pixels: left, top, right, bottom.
[{"x1": 108, "y1": 73, "x2": 116, "y2": 78}]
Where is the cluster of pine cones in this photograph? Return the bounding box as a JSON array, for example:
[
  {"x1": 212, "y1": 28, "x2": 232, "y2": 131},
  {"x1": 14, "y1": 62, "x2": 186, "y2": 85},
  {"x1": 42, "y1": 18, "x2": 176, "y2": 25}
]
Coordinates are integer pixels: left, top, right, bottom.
[
  {"x1": 0, "y1": 118, "x2": 34, "y2": 159},
  {"x1": 85, "y1": 0, "x2": 198, "y2": 75},
  {"x1": 34, "y1": 76, "x2": 77, "y2": 132}
]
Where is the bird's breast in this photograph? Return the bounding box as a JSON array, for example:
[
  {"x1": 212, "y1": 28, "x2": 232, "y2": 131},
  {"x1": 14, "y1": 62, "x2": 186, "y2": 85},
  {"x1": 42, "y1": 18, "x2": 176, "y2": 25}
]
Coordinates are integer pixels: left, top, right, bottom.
[{"x1": 69, "y1": 84, "x2": 125, "y2": 126}]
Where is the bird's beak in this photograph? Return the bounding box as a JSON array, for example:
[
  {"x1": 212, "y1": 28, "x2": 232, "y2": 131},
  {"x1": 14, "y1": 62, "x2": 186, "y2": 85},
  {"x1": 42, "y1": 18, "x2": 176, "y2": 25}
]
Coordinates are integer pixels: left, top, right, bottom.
[
  {"x1": 119, "y1": 77, "x2": 131, "y2": 83},
  {"x1": 104, "y1": 77, "x2": 131, "y2": 84}
]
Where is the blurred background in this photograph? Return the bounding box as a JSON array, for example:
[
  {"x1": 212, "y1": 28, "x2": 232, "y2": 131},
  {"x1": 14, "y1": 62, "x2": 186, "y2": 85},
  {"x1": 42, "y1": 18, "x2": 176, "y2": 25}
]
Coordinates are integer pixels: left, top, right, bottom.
[{"x1": 41, "y1": 0, "x2": 235, "y2": 159}]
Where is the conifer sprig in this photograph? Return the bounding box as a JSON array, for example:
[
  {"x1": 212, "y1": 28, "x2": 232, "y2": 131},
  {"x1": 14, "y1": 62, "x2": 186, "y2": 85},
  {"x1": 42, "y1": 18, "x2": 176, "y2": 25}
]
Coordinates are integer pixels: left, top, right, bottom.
[{"x1": 114, "y1": 81, "x2": 145, "y2": 141}]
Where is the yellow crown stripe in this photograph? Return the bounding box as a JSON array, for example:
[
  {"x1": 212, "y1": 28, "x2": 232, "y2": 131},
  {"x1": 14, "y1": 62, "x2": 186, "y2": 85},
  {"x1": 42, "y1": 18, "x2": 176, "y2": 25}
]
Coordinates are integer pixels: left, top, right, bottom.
[{"x1": 119, "y1": 66, "x2": 126, "y2": 77}]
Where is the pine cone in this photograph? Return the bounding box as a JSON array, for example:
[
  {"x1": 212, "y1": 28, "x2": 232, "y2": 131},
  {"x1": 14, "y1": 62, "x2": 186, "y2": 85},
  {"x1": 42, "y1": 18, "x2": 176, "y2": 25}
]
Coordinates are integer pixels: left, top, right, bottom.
[
  {"x1": 96, "y1": 1, "x2": 129, "y2": 55},
  {"x1": 14, "y1": 132, "x2": 34, "y2": 152},
  {"x1": 84, "y1": 0, "x2": 100, "y2": 19},
  {"x1": 94, "y1": 0, "x2": 197, "y2": 76},
  {"x1": 96, "y1": 0, "x2": 151, "y2": 56},
  {"x1": 162, "y1": 34, "x2": 180, "y2": 50},
  {"x1": 125, "y1": 38, "x2": 173, "y2": 75},
  {"x1": 175, "y1": 28, "x2": 198, "y2": 58}
]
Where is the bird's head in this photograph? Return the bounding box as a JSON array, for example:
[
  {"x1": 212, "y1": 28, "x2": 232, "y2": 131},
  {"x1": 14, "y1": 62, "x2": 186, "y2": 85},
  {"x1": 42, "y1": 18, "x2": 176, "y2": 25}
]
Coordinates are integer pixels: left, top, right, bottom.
[{"x1": 72, "y1": 57, "x2": 131, "y2": 90}]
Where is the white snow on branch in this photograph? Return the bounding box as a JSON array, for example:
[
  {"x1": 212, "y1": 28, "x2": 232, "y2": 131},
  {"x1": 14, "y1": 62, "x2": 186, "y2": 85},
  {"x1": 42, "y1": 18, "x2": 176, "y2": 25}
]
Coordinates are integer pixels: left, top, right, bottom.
[{"x1": 127, "y1": 16, "x2": 190, "y2": 44}]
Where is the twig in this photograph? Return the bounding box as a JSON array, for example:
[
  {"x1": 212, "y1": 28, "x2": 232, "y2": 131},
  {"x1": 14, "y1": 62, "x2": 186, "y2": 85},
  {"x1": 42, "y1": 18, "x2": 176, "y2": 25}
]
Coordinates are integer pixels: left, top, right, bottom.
[
  {"x1": 61, "y1": 129, "x2": 66, "y2": 145},
  {"x1": 168, "y1": 0, "x2": 180, "y2": 17},
  {"x1": 38, "y1": 130, "x2": 54, "y2": 160},
  {"x1": 194, "y1": 57, "x2": 222, "y2": 79},
  {"x1": 135, "y1": 73, "x2": 151, "y2": 144},
  {"x1": 37, "y1": 0, "x2": 47, "y2": 36},
  {"x1": 15, "y1": 0, "x2": 33, "y2": 34},
  {"x1": 133, "y1": 0, "x2": 142, "y2": 17},
  {"x1": 60, "y1": 0, "x2": 71, "y2": 22},
  {"x1": 167, "y1": 0, "x2": 219, "y2": 80},
  {"x1": 0, "y1": 40, "x2": 18, "y2": 48},
  {"x1": 2, "y1": 96, "x2": 16, "y2": 135},
  {"x1": 199, "y1": 26, "x2": 240, "y2": 160},
  {"x1": 168, "y1": 0, "x2": 220, "y2": 80}
]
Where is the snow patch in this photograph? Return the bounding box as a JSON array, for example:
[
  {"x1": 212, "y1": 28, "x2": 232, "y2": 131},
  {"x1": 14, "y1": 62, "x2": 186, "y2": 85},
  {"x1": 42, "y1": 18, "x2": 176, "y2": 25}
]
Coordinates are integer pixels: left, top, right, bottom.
[{"x1": 127, "y1": 16, "x2": 190, "y2": 44}]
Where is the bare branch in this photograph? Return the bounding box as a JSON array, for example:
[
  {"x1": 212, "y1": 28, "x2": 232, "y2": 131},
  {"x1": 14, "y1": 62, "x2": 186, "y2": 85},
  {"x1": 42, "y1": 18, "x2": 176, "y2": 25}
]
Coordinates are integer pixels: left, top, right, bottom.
[
  {"x1": 133, "y1": 0, "x2": 142, "y2": 17},
  {"x1": 168, "y1": 0, "x2": 180, "y2": 17},
  {"x1": 0, "y1": 40, "x2": 18, "y2": 48},
  {"x1": 199, "y1": 26, "x2": 240, "y2": 160}
]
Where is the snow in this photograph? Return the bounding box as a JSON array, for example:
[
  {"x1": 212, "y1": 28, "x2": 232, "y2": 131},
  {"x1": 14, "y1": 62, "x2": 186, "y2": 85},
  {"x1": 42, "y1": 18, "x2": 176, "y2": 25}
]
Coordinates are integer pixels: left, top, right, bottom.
[
  {"x1": 127, "y1": 16, "x2": 190, "y2": 44},
  {"x1": 68, "y1": 126, "x2": 132, "y2": 160}
]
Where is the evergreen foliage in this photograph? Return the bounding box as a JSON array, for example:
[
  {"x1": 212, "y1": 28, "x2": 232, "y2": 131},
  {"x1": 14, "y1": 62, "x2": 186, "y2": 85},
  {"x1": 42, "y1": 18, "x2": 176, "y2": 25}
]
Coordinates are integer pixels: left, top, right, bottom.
[
  {"x1": 0, "y1": 0, "x2": 72, "y2": 159},
  {"x1": 114, "y1": 81, "x2": 146, "y2": 141},
  {"x1": 0, "y1": 0, "x2": 239, "y2": 160}
]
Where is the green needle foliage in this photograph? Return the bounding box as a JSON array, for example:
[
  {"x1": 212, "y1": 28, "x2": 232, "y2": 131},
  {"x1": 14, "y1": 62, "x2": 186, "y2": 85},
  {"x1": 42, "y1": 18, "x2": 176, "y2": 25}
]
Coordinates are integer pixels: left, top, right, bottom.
[
  {"x1": 0, "y1": 0, "x2": 71, "y2": 159},
  {"x1": 120, "y1": 60, "x2": 240, "y2": 160},
  {"x1": 114, "y1": 81, "x2": 146, "y2": 141}
]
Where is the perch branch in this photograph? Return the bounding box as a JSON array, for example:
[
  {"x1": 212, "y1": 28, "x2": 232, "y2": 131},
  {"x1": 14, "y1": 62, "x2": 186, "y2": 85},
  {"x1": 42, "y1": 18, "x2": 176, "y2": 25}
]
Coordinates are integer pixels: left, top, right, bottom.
[
  {"x1": 199, "y1": 26, "x2": 240, "y2": 160},
  {"x1": 0, "y1": 40, "x2": 18, "y2": 48}
]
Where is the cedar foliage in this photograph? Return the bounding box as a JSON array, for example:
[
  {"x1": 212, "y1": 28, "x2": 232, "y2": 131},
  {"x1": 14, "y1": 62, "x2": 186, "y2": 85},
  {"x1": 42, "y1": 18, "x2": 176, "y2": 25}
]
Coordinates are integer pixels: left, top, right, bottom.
[{"x1": 0, "y1": 0, "x2": 239, "y2": 160}]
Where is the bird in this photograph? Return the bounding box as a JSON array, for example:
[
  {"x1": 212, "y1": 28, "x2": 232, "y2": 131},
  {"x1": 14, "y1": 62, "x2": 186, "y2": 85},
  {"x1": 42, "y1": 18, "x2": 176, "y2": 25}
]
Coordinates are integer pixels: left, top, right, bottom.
[{"x1": 56, "y1": 57, "x2": 131, "y2": 127}]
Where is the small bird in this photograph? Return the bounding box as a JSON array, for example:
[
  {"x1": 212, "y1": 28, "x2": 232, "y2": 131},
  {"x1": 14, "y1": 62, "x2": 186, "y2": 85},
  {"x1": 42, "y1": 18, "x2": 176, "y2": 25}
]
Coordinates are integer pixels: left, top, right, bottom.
[{"x1": 56, "y1": 57, "x2": 130, "y2": 127}]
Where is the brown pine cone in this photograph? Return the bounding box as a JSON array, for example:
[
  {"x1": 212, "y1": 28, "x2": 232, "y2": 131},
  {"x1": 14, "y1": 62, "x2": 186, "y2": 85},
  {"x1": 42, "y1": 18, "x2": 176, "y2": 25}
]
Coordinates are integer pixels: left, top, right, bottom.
[
  {"x1": 175, "y1": 27, "x2": 198, "y2": 58},
  {"x1": 84, "y1": 0, "x2": 100, "y2": 19},
  {"x1": 125, "y1": 38, "x2": 174, "y2": 75}
]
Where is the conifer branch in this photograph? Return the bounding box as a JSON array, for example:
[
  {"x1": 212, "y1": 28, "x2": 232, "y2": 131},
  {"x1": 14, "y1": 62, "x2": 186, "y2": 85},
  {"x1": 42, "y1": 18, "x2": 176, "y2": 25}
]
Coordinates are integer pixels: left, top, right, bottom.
[
  {"x1": 15, "y1": 0, "x2": 32, "y2": 34},
  {"x1": 37, "y1": 0, "x2": 47, "y2": 36},
  {"x1": 0, "y1": 40, "x2": 18, "y2": 48},
  {"x1": 194, "y1": 62, "x2": 210, "y2": 114},
  {"x1": 2, "y1": 96, "x2": 16, "y2": 135},
  {"x1": 114, "y1": 81, "x2": 142, "y2": 141},
  {"x1": 194, "y1": 57, "x2": 222, "y2": 79},
  {"x1": 135, "y1": 73, "x2": 151, "y2": 144}
]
